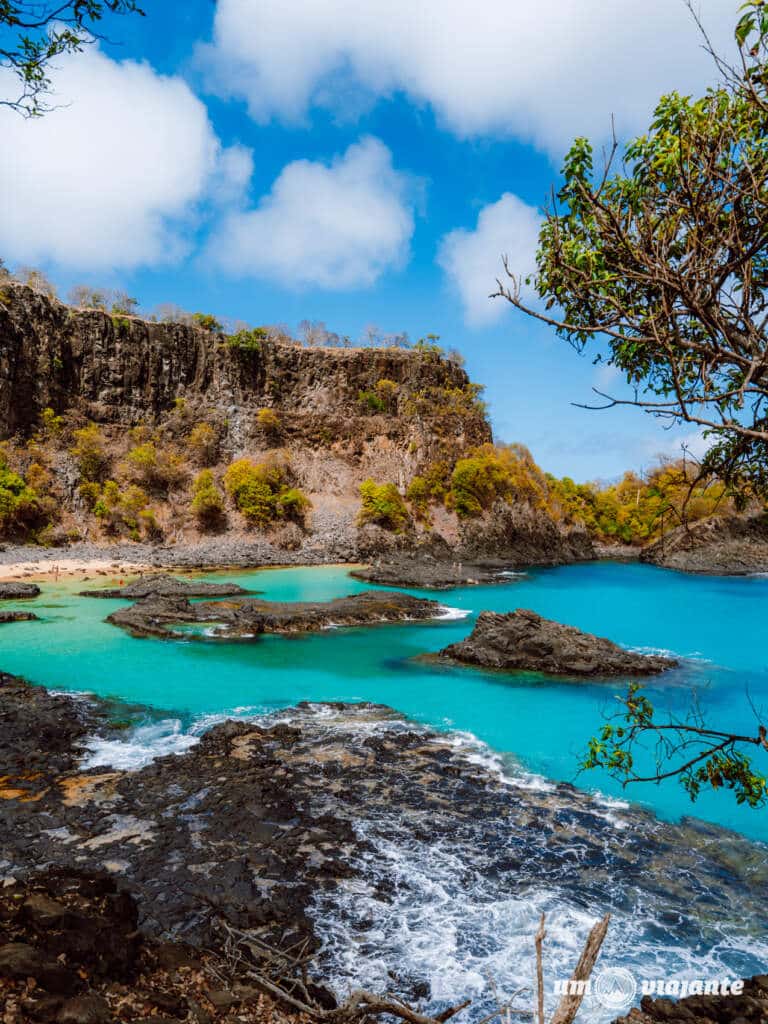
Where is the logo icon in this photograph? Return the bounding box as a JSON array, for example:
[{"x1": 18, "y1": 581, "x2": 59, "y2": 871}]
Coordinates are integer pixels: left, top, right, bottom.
[{"x1": 592, "y1": 967, "x2": 637, "y2": 1010}]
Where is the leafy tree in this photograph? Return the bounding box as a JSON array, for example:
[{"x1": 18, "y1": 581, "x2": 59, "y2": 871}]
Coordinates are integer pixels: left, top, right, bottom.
[
  {"x1": 1, "y1": 1, "x2": 144, "y2": 117},
  {"x1": 223, "y1": 456, "x2": 310, "y2": 527},
  {"x1": 582, "y1": 683, "x2": 768, "y2": 808},
  {"x1": 495, "y1": 4, "x2": 768, "y2": 501}
]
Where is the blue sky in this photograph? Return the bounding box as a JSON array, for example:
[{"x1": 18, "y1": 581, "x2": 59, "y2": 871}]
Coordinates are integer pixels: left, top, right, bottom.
[{"x1": 0, "y1": 0, "x2": 737, "y2": 479}]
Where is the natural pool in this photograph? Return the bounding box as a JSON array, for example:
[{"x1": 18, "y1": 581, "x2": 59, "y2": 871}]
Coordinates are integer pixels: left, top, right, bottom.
[{"x1": 2, "y1": 559, "x2": 766, "y2": 840}]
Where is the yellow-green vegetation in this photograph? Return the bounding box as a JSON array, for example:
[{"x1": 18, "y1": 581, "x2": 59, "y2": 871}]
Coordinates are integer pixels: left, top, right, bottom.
[
  {"x1": 358, "y1": 479, "x2": 410, "y2": 532},
  {"x1": 39, "y1": 407, "x2": 63, "y2": 440},
  {"x1": 0, "y1": 454, "x2": 49, "y2": 537},
  {"x1": 223, "y1": 457, "x2": 311, "y2": 527},
  {"x1": 191, "y1": 469, "x2": 225, "y2": 529},
  {"x1": 257, "y1": 408, "x2": 281, "y2": 435},
  {"x1": 227, "y1": 327, "x2": 267, "y2": 352},
  {"x1": 449, "y1": 443, "x2": 548, "y2": 518},
  {"x1": 404, "y1": 383, "x2": 487, "y2": 421},
  {"x1": 188, "y1": 422, "x2": 219, "y2": 465},
  {"x1": 70, "y1": 423, "x2": 108, "y2": 481},
  {"x1": 405, "y1": 461, "x2": 451, "y2": 519},
  {"x1": 93, "y1": 481, "x2": 160, "y2": 541},
  {"x1": 192, "y1": 312, "x2": 223, "y2": 332},
  {"x1": 124, "y1": 442, "x2": 186, "y2": 492},
  {"x1": 547, "y1": 460, "x2": 736, "y2": 545}
]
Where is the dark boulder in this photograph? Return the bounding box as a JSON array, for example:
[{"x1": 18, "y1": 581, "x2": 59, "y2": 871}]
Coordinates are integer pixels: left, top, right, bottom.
[
  {"x1": 612, "y1": 974, "x2": 768, "y2": 1023},
  {"x1": 79, "y1": 572, "x2": 249, "y2": 599},
  {"x1": 0, "y1": 582, "x2": 41, "y2": 599},
  {"x1": 438, "y1": 609, "x2": 677, "y2": 677},
  {"x1": 0, "y1": 610, "x2": 38, "y2": 623}
]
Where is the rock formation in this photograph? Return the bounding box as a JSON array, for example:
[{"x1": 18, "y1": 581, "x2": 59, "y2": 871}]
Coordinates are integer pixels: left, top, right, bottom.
[
  {"x1": 0, "y1": 582, "x2": 41, "y2": 599},
  {"x1": 438, "y1": 609, "x2": 677, "y2": 677},
  {"x1": 641, "y1": 513, "x2": 768, "y2": 574},
  {"x1": 79, "y1": 572, "x2": 248, "y2": 599},
  {"x1": 105, "y1": 590, "x2": 444, "y2": 639}
]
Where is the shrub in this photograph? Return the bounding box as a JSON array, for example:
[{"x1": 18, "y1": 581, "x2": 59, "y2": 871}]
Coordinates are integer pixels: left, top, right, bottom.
[
  {"x1": 78, "y1": 481, "x2": 102, "y2": 509},
  {"x1": 449, "y1": 444, "x2": 548, "y2": 518},
  {"x1": 223, "y1": 457, "x2": 311, "y2": 528},
  {"x1": 192, "y1": 312, "x2": 223, "y2": 332},
  {"x1": 257, "y1": 408, "x2": 281, "y2": 435},
  {"x1": 125, "y1": 442, "x2": 186, "y2": 491},
  {"x1": 70, "y1": 423, "x2": 108, "y2": 481},
  {"x1": 93, "y1": 480, "x2": 157, "y2": 539},
  {"x1": 357, "y1": 389, "x2": 385, "y2": 414},
  {"x1": 189, "y1": 422, "x2": 219, "y2": 464},
  {"x1": 358, "y1": 479, "x2": 410, "y2": 532},
  {"x1": 227, "y1": 327, "x2": 267, "y2": 352},
  {"x1": 39, "y1": 407, "x2": 64, "y2": 439},
  {"x1": 375, "y1": 378, "x2": 398, "y2": 411},
  {"x1": 0, "y1": 457, "x2": 45, "y2": 536},
  {"x1": 191, "y1": 469, "x2": 225, "y2": 529}
]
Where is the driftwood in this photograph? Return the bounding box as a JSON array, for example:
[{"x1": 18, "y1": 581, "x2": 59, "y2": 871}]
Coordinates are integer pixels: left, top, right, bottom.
[
  {"x1": 215, "y1": 911, "x2": 611, "y2": 1024},
  {"x1": 549, "y1": 914, "x2": 611, "y2": 1024}
]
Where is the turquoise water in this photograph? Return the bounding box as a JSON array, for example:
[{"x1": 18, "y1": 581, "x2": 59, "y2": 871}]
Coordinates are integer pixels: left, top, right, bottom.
[{"x1": 1, "y1": 560, "x2": 767, "y2": 842}]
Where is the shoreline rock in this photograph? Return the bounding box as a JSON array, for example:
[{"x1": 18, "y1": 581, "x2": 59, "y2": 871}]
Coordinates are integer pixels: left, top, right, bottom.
[
  {"x1": 0, "y1": 582, "x2": 41, "y2": 599},
  {"x1": 0, "y1": 610, "x2": 38, "y2": 623},
  {"x1": 351, "y1": 558, "x2": 523, "y2": 589},
  {"x1": 79, "y1": 572, "x2": 250, "y2": 599},
  {"x1": 437, "y1": 609, "x2": 678, "y2": 677},
  {"x1": 0, "y1": 674, "x2": 765, "y2": 1022},
  {"x1": 641, "y1": 513, "x2": 768, "y2": 574},
  {"x1": 105, "y1": 590, "x2": 445, "y2": 640}
]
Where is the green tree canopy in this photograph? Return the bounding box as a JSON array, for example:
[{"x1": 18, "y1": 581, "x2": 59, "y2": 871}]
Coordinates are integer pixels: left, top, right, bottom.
[
  {"x1": 1, "y1": 1, "x2": 144, "y2": 116},
  {"x1": 496, "y1": 2, "x2": 768, "y2": 503}
]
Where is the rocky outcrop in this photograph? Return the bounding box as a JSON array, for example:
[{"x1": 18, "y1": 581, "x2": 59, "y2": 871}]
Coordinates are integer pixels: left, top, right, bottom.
[
  {"x1": 1, "y1": 677, "x2": 766, "y2": 1019},
  {"x1": 0, "y1": 284, "x2": 594, "y2": 570},
  {"x1": 438, "y1": 609, "x2": 677, "y2": 677},
  {"x1": 106, "y1": 590, "x2": 444, "y2": 639},
  {"x1": 641, "y1": 513, "x2": 768, "y2": 574},
  {"x1": 79, "y1": 572, "x2": 249, "y2": 599},
  {"x1": 351, "y1": 558, "x2": 516, "y2": 589},
  {"x1": 612, "y1": 976, "x2": 768, "y2": 1023},
  {"x1": 0, "y1": 582, "x2": 41, "y2": 599},
  {"x1": 0, "y1": 610, "x2": 38, "y2": 623}
]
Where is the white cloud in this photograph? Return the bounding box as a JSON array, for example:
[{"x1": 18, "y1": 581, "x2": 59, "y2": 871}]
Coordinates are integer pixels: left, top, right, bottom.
[
  {"x1": 0, "y1": 48, "x2": 243, "y2": 270},
  {"x1": 199, "y1": 0, "x2": 736, "y2": 154},
  {"x1": 209, "y1": 137, "x2": 415, "y2": 289},
  {"x1": 438, "y1": 193, "x2": 540, "y2": 326}
]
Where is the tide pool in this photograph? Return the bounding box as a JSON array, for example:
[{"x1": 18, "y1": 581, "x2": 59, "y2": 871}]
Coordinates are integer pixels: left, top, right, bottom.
[{"x1": 1, "y1": 559, "x2": 767, "y2": 842}]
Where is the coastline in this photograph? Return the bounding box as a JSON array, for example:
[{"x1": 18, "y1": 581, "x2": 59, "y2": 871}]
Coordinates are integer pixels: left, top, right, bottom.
[{"x1": 1, "y1": 671, "x2": 767, "y2": 1024}]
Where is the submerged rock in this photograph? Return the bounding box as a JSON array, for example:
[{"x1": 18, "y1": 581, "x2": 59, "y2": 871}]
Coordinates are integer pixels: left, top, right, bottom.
[
  {"x1": 438, "y1": 608, "x2": 677, "y2": 676},
  {"x1": 0, "y1": 610, "x2": 38, "y2": 623},
  {"x1": 641, "y1": 513, "x2": 768, "y2": 575},
  {"x1": 79, "y1": 572, "x2": 249, "y2": 599},
  {"x1": 0, "y1": 582, "x2": 41, "y2": 599},
  {"x1": 105, "y1": 589, "x2": 444, "y2": 639},
  {"x1": 351, "y1": 558, "x2": 521, "y2": 589}
]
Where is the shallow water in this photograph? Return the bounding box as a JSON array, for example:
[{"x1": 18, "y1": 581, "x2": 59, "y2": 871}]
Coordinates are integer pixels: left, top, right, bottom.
[{"x1": 2, "y1": 560, "x2": 767, "y2": 840}]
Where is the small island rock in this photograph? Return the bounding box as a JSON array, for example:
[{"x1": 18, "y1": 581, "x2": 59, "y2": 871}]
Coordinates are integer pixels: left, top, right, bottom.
[{"x1": 438, "y1": 608, "x2": 677, "y2": 677}]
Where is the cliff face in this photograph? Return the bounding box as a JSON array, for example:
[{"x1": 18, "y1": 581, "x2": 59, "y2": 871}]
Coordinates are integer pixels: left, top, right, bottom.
[
  {"x1": 641, "y1": 513, "x2": 768, "y2": 574},
  {"x1": 0, "y1": 283, "x2": 592, "y2": 565}
]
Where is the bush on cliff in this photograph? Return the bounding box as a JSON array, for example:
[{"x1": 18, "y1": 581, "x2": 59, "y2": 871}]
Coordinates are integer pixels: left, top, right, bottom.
[
  {"x1": 191, "y1": 470, "x2": 225, "y2": 529},
  {"x1": 449, "y1": 444, "x2": 548, "y2": 518},
  {"x1": 125, "y1": 442, "x2": 186, "y2": 492},
  {"x1": 0, "y1": 456, "x2": 47, "y2": 537},
  {"x1": 223, "y1": 457, "x2": 311, "y2": 528},
  {"x1": 70, "y1": 423, "x2": 108, "y2": 482},
  {"x1": 257, "y1": 408, "x2": 281, "y2": 436},
  {"x1": 188, "y1": 422, "x2": 219, "y2": 465},
  {"x1": 93, "y1": 480, "x2": 161, "y2": 541},
  {"x1": 358, "y1": 480, "x2": 410, "y2": 532}
]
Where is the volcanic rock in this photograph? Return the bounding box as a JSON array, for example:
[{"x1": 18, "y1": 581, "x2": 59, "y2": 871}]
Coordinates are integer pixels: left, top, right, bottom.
[
  {"x1": 438, "y1": 608, "x2": 677, "y2": 677},
  {"x1": 79, "y1": 573, "x2": 248, "y2": 599},
  {"x1": 0, "y1": 582, "x2": 41, "y2": 599}
]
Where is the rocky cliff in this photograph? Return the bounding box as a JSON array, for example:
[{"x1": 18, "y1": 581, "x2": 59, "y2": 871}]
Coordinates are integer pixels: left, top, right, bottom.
[
  {"x1": 0, "y1": 283, "x2": 592, "y2": 566},
  {"x1": 641, "y1": 513, "x2": 768, "y2": 574}
]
